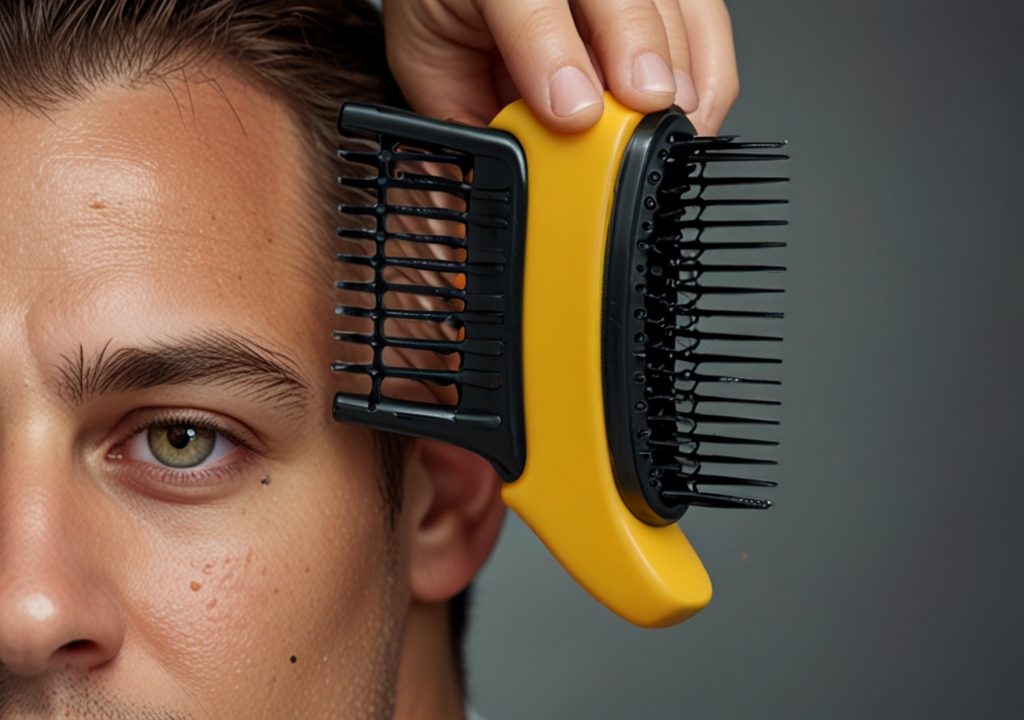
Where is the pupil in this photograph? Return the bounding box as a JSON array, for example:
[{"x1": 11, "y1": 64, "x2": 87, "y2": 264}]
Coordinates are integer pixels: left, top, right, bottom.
[{"x1": 166, "y1": 426, "x2": 196, "y2": 449}]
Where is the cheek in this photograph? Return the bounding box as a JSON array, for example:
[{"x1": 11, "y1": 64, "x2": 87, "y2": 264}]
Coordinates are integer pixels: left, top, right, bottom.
[{"x1": 117, "y1": 445, "x2": 402, "y2": 715}]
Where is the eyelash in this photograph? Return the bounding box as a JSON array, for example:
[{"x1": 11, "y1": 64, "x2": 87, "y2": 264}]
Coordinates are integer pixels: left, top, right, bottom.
[{"x1": 108, "y1": 410, "x2": 257, "y2": 488}]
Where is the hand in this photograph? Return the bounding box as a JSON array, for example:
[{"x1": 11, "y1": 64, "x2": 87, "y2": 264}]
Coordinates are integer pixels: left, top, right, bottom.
[{"x1": 382, "y1": 0, "x2": 739, "y2": 136}]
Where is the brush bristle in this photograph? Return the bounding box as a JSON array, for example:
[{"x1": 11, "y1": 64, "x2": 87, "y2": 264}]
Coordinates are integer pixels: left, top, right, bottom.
[{"x1": 639, "y1": 134, "x2": 787, "y2": 511}]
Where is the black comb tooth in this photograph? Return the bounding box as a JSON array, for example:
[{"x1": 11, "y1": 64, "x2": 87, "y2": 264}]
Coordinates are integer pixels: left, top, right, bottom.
[
  {"x1": 335, "y1": 280, "x2": 466, "y2": 300},
  {"x1": 357, "y1": 255, "x2": 504, "y2": 276},
  {"x1": 385, "y1": 204, "x2": 467, "y2": 223},
  {"x1": 659, "y1": 198, "x2": 789, "y2": 209},
  {"x1": 660, "y1": 176, "x2": 790, "y2": 195},
  {"x1": 331, "y1": 360, "x2": 373, "y2": 374},
  {"x1": 384, "y1": 149, "x2": 468, "y2": 166},
  {"x1": 332, "y1": 331, "x2": 462, "y2": 354},
  {"x1": 650, "y1": 351, "x2": 781, "y2": 365},
  {"x1": 666, "y1": 328, "x2": 783, "y2": 342},
  {"x1": 659, "y1": 240, "x2": 788, "y2": 251},
  {"x1": 690, "y1": 308, "x2": 785, "y2": 320},
  {"x1": 659, "y1": 471, "x2": 778, "y2": 487},
  {"x1": 336, "y1": 366, "x2": 462, "y2": 386},
  {"x1": 683, "y1": 473, "x2": 777, "y2": 488},
  {"x1": 666, "y1": 391, "x2": 782, "y2": 406},
  {"x1": 336, "y1": 149, "x2": 381, "y2": 167},
  {"x1": 689, "y1": 152, "x2": 791, "y2": 162},
  {"x1": 655, "y1": 217, "x2": 789, "y2": 231},
  {"x1": 335, "y1": 227, "x2": 380, "y2": 242},
  {"x1": 647, "y1": 445, "x2": 778, "y2": 466},
  {"x1": 339, "y1": 172, "x2": 471, "y2": 197},
  {"x1": 645, "y1": 367, "x2": 782, "y2": 385},
  {"x1": 660, "y1": 489, "x2": 773, "y2": 510},
  {"x1": 688, "y1": 352, "x2": 782, "y2": 364},
  {"x1": 669, "y1": 263, "x2": 786, "y2": 274},
  {"x1": 643, "y1": 390, "x2": 781, "y2": 405},
  {"x1": 338, "y1": 202, "x2": 467, "y2": 225},
  {"x1": 670, "y1": 285, "x2": 785, "y2": 296},
  {"x1": 336, "y1": 226, "x2": 469, "y2": 249},
  {"x1": 331, "y1": 330, "x2": 374, "y2": 344},
  {"x1": 334, "y1": 305, "x2": 503, "y2": 325},
  {"x1": 340, "y1": 145, "x2": 468, "y2": 166},
  {"x1": 334, "y1": 305, "x2": 379, "y2": 319},
  {"x1": 671, "y1": 432, "x2": 779, "y2": 447},
  {"x1": 647, "y1": 412, "x2": 780, "y2": 426},
  {"x1": 644, "y1": 293, "x2": 784, "y2": 316},
  {"x1": 385, "y1": 231, "x2": 468, "y2": 248},
  {"x1": 688, "y1": 394, "x2": 781, "y2": 407},
  {"x1": 669, "y1": 137, "x2": 787, "y2": 150}
]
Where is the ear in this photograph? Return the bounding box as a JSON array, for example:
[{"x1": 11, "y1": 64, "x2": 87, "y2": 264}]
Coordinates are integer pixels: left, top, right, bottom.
[{"x1": 401, "y1": 439, "x2": 506, "y2": 603}]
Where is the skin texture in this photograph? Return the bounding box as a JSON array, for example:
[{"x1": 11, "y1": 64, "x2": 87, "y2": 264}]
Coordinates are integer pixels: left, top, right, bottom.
[
  {"x1": 384, "y1": 0, "x2": 738, "y2": 134},
  {"x1": 0, "y1": 67, "x2": 505, "y2": 719}
]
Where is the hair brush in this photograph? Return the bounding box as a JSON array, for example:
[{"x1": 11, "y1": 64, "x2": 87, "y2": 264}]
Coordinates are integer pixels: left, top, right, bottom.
[{"x1": 333, "y1": 95, "x2": 787, "y2": 628}]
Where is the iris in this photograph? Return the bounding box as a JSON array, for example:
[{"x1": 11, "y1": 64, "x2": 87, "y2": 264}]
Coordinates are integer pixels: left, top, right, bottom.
[{"x1": 147, "y1": 425, "x2": 216, "y2": 468}]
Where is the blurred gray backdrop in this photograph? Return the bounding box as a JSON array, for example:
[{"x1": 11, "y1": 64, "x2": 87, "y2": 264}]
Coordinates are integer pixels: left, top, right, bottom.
[{"x1": 465, "y1": 1, "x2": 1023, "y2": 718}]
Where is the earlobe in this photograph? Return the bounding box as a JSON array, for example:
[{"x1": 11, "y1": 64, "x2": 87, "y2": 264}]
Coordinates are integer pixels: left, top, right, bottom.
[{"x1": 405, "y1": 440, "x2": 506, "y2": 603}]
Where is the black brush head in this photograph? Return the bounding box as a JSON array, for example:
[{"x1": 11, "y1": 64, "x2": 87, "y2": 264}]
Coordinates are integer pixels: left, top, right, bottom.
[{"x1": 602, "y1": 109, "x2": 788, "y2": 525}]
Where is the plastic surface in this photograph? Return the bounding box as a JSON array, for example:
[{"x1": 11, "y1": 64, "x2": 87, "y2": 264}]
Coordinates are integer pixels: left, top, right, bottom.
[
  {"x1": 334, "y1": 103, "x2": 528, "y2": 481},
  {"x1": 601, "y1": 111, "x2": 788, "y2": 519},
  {"x1": 491, "y1": 95, "x2": 712, "y2": 627}
]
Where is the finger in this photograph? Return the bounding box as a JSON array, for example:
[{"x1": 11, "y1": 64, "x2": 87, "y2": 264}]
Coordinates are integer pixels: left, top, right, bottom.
[
  {"x1": 651, "y1": 0, "x2": 699, "y2": 113},
  {"x1": 573, "y1": 0, "x2": 677, "y2": 114},
  {"x1": 382, "y1": 0, "x2": 500, "y2": 125},
  {"x1": 490, "y1": 52, "x2": 522, "y2": 109},
  {"x1": 478, "y1": 0, "x2": 605, "y2": 132},
  {"x1": 677, "y1": 0, "x2": 739, "y2": 135}
]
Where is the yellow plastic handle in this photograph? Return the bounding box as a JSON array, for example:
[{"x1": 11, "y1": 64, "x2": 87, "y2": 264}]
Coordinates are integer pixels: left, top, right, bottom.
[{"x1": 490, "y1": 95, "x2": 712, "y2": 628}]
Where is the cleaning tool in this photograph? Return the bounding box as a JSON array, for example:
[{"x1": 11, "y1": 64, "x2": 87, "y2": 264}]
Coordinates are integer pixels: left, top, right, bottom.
[{"x1": 333, "y1": 95, "x2": 787, "y2": 627}]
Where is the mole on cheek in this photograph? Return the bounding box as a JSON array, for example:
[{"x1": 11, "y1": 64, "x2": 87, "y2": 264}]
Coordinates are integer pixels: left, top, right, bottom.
[{"x1": 190, "y1": 581, "x2": 202, "y2": 592}]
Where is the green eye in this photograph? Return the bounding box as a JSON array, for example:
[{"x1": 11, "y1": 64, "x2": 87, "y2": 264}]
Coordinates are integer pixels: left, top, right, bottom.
[{"x1": 147, "y1": 424, "x2": 217, "y2": 468}]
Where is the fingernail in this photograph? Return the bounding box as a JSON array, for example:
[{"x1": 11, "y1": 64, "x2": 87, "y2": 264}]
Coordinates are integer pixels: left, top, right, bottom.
[
  {"x1": 549, "y1": 66, "x2": 603, "y2": 118},
  {"x1": 631, "y1": 53, "x2": 676, "y2": 96},
  {"x1": 673, "y1": 69, "x2": 699, "y2": 113}
]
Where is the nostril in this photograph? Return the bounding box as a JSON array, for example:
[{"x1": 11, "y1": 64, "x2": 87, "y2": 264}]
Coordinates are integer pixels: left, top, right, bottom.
[
  {"x1": 61, "y1": 640, "x2": 95, "y2": 653},
  {"x1": 52, "y1": 639, "x2": 102, "y2": 666}
]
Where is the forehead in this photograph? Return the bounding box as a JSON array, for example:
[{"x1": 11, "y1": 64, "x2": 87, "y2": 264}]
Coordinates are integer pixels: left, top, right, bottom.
[{"x1": 0, "y1": 67, "x2": 327, "y2": 368}]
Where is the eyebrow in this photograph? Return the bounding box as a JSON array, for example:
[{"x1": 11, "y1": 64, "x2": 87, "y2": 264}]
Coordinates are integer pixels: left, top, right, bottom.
[{"x1": 54, "y1": 331, "x2": 313, "y2": 412}]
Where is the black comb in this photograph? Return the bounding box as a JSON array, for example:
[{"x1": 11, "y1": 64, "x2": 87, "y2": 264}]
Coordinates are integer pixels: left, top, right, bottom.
[
  {"x1": 333, "y1": 104, "x2": 528, "y2": 481},
  {"x1": 602, "y1": 110, "x2": 788, "y2": 524}
]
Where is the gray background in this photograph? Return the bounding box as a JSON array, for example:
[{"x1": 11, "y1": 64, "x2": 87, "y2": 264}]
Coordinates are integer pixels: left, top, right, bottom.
[{"x1": 466, "y1": 1, "x2": 1023, "y2": 718}]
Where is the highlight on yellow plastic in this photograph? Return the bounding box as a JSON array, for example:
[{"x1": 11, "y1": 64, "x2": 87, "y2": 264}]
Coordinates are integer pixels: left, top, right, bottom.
[{"x1": 491, "y1": 95, "x2": 713, "y2": 628}]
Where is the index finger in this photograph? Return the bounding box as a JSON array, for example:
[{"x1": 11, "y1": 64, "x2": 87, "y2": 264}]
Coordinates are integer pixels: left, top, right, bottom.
[
  {"x1": 478, "y1": 0, "x2": 605, "y2": 133},
  {"x1": 677, "y1": 0, "x2": 738, "y2": 135}
]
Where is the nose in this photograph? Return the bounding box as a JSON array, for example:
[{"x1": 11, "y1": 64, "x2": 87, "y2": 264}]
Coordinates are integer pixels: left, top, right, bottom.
[{"x1": 0, "y1": 480, "x2": 125, "y2": 676}]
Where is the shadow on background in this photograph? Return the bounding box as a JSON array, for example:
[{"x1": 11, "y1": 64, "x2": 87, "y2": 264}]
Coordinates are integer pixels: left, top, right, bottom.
[{"x1": 467, "y1": 1, "x2": 1023, "y2": 718}]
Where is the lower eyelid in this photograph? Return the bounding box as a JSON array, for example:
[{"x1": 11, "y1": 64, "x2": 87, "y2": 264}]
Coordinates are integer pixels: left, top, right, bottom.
[{"x1": 109, "y1": 442, "x2": 253, "y2": 492}]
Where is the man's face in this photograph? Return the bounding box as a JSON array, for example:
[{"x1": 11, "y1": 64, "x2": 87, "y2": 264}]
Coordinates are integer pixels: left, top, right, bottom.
[{"x1": 0, "y1": 69, "x2": 405, "y2": 717}]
